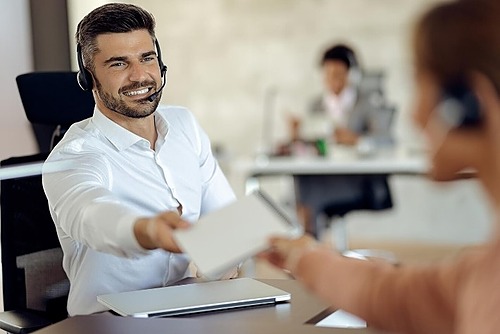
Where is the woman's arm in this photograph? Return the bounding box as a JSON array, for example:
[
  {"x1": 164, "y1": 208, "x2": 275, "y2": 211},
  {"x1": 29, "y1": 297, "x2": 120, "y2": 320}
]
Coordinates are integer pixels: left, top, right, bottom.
[{"x1": 264, "y1": 235, "x2": 483, "y2": 334}]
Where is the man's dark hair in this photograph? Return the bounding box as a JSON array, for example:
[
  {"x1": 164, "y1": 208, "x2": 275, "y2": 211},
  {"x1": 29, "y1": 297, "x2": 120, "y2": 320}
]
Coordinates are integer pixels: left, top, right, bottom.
[
  {"x1": 76, "y1": 3, "x2": 156, "y2": 71},
  {"x1": 321, "y1": 44, "x2": 357, "y2": 69}
]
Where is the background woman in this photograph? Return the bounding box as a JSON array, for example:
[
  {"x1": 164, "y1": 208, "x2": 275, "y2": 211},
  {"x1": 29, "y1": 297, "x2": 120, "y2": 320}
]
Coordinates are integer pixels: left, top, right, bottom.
[{"x1": 261, "y1": 1, "x2": 500, "y2": 333}]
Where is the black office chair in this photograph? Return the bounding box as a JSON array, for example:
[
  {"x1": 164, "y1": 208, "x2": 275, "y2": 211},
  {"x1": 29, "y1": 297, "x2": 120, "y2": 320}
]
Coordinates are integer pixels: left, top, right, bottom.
[
  {"x1": 0, "y1": 153, "x2": 70, "y2": 334},
  {"x1": 319, "y1": 175, "x2": 397, "y2": 263},
  {"x1": 0, "y1": 71, "x2": 94, "y2": 333},
  {"x1": 16, "y1": 71, "x2": 94, "y2": 151},
  {"x1": 295, "y1": 174, "x2": 396, "y2": 262}
]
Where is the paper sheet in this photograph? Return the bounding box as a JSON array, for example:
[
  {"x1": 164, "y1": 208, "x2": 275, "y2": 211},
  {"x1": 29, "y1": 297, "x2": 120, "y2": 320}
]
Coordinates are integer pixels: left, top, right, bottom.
[
  {"x1": 315, "y1": 309, "x2": 367, "y2": 328},
  {"x1": 174, "y1": 191, "x2": 302, "y2": 278}
]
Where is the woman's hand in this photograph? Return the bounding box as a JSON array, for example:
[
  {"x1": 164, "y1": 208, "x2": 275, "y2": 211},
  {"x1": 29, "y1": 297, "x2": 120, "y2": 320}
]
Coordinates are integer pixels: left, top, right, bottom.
[{"x1": 260, "y1": 234, "x2": 320, "y2": 272}]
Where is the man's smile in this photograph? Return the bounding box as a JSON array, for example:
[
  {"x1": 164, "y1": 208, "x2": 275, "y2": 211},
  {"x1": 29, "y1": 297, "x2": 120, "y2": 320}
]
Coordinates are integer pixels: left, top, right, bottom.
[{"x1": 122, "y1": 87, "x2": 152, "y2": 97}]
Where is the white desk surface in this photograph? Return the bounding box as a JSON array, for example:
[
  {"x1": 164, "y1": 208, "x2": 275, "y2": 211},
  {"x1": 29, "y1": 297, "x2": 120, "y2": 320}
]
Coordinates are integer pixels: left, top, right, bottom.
[{"x1": 236, "y1": 145, "x2": 430, "y2": 177}]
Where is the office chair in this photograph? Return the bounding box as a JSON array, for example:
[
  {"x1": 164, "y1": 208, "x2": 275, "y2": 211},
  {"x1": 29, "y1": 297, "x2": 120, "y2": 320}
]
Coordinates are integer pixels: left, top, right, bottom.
[
  {"x1": 16, "y1": 71, "x2": 94, "y2": 152},
  {"x1": 295, "y1": 173, "x2": 397, "y2": 263},
  {"x1": 319, "y1": 175, "x2": 397, "y2": 263},
  {"x1": 0, "y1": 72, "x2": 94, "y2": 333},
  {"x1": 0, "y1": 153, "x2": 70, "y2": 334}
]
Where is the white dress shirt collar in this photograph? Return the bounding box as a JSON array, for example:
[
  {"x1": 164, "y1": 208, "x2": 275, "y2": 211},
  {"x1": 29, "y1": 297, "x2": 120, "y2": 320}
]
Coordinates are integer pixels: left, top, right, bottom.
[
  {"x1": 91, "y1": 107, "x2": 170, "y2": 152},
  {"x1": 323, "y1": 86, "x2": 357, "y2": 126}
]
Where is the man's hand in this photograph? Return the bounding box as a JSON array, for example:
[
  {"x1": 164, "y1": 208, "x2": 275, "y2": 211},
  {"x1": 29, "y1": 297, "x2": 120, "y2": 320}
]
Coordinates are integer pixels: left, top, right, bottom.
[
  {"x1": 193, "y1": 264, "x2": 240, "y2": 280},
  {"x1": 134, "y1": 211, "x2": 190, "y2": 252}
]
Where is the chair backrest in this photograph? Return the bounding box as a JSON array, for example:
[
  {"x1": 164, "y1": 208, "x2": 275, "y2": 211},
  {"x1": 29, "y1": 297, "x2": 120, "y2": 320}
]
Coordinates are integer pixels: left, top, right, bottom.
[
  {"x1": 1, "y1": 153, "x2": 69, "y2": 321},
  {"x1": 16, "y1": 71, "x2": 94, "y2": 150},
  {"x1": 16, "y1": 71, "x2": 94, "y2": 126}
]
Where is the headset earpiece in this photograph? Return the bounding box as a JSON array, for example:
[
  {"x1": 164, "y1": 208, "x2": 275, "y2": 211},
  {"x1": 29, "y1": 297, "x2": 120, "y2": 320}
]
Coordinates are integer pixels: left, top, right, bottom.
[
  {"x1": 344, "y1": 49, "x2": 357, "y2": 69},
  {"x1": 76, "y1": 44, "x2": 93, "y2": 91},
  {"x1": 436, "y1": 79, "x2": 482, "y2": 128}
]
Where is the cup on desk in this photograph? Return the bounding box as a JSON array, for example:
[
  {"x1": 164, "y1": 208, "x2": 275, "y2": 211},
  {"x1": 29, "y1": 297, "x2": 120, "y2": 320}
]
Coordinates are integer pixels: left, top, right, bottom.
[
  {"x1": 356, "y1": 137, "x2": 376, "y2": 157},
  {"x1": 315, "y1": 138, "x2": 328, "y2": 157}
]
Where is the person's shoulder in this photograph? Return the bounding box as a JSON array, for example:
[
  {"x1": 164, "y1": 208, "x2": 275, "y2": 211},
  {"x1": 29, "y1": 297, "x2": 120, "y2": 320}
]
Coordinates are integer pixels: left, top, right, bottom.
[
  {"x1": 156, "y1": 105, "x2": 199, "y2": 129},
  {"x1": 48, "y1": 118, "x2": 109, "y2": 157},
  {"x1": 57, "y1": 119, "x2": 94, "y2": 146},
  {"x1": 156, "y1": 105, "x2": 193, "y2": 119},
  {"x1": 354, "y1": 84, "x2": 385, "y2": 110}
]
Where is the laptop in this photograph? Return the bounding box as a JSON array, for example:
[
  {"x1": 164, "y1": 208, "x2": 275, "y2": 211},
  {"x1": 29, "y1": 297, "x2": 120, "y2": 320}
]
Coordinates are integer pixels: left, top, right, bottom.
[{"x1": 97, "y1": 278, "x2": 291, "y2": 318}]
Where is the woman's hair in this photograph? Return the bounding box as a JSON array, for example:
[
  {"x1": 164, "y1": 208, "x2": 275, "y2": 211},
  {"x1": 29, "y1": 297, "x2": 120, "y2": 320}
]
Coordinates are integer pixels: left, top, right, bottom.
[
  {"x1": 414, "y1": 0, "x2": 500, "y2": 91},
  {"x1": 76, "y1": 3, "x2": 156, "y2": 71}
]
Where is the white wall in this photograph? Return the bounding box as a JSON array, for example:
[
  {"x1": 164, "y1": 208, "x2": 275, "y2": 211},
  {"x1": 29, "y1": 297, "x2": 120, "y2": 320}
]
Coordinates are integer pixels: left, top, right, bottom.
[
  {"x1": 0, "y1": 0, "x2": 37, "y2": 161},
  {"x1": 66, "y1": 0, "x2": 108, "y2": 70},
  {"x1": 123, "y1": 0, "x2": 442, "y2": 155},
  {"x1": 348, "y1": 176, "x2": 493, "y2": 245},
  {"x1": 67, "y1": 0, "x2": 443, "y2": 156}
]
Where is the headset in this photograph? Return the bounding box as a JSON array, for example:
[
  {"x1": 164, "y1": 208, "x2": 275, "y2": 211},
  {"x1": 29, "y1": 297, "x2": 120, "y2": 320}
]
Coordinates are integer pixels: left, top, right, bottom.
[
  {"x1": 345, "y1": 49, "x2": 362, "y2": 87},
  {"x1": 343, "y1": 48, "x2": 358, "y2": 70},
  {"x1": 76, "y1": 39, "x2": 168, "y2": 96},
  {"x1": 435, "y1": 78, "x2": 482, "y2": 129}
]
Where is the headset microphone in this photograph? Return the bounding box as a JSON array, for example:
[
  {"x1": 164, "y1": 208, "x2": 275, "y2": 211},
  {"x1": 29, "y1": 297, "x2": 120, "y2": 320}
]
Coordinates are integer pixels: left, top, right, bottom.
[{"x1": 147, "y1": 67, "x2": 167, "y2": 102}]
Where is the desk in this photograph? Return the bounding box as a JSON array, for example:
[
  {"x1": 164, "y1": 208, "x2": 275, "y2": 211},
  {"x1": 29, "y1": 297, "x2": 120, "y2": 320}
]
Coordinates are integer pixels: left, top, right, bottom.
[
  {"x1": 33, "y1": 279, "x2": 386, "y2": 334},
  {"x1": 236, "y1": 146, "x2": 429, "y2": 239},
  {"x1": 240, "y1": 146, "x2": 429, "y2": 194}
]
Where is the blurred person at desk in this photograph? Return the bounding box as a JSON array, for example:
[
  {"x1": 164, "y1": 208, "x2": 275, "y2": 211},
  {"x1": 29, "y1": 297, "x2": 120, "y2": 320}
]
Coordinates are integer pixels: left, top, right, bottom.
[
  {"x1": 286, "y1": 43, "x2": 395, "y2": 237},
  {"x1": 42, "y1": 3, "x2": 237, "y2": 316},
  {"x1": 308, "y1": 43, "x2": 393, "y2": 147},
  {"x1": 262, "y1": 0, "x2": 500, "y2": 333},
  {"x1": 276, "y1": 44, "x2": 394, "y2": 155}
]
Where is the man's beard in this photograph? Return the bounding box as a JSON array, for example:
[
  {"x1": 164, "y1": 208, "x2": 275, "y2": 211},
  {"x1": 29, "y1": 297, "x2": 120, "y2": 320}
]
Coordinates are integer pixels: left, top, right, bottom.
[{"x1": 95, "y1": 78, "x2": 161, "y2": 118}]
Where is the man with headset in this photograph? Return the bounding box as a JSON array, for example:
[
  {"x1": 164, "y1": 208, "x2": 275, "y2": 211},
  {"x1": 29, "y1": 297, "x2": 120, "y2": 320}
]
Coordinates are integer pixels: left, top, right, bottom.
[{"x1": 42, "y1": 3, "x2": 237, "y2": 316}]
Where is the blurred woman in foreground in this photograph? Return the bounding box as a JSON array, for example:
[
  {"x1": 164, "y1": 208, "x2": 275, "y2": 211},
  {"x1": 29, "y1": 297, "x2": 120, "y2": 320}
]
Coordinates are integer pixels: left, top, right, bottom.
[{"x1": 261, "y1": 1, "x2": 500, "y2": 333}]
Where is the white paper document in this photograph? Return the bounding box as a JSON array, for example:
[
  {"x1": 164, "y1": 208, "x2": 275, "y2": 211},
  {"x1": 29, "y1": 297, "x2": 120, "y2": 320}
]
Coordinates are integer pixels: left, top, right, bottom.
[
  {"x1": 174, "y1": 191, "x2": 303, "y2": 278},
  {"x1": 316, "y1": 309, "x2": 367, "y2": 328}
]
